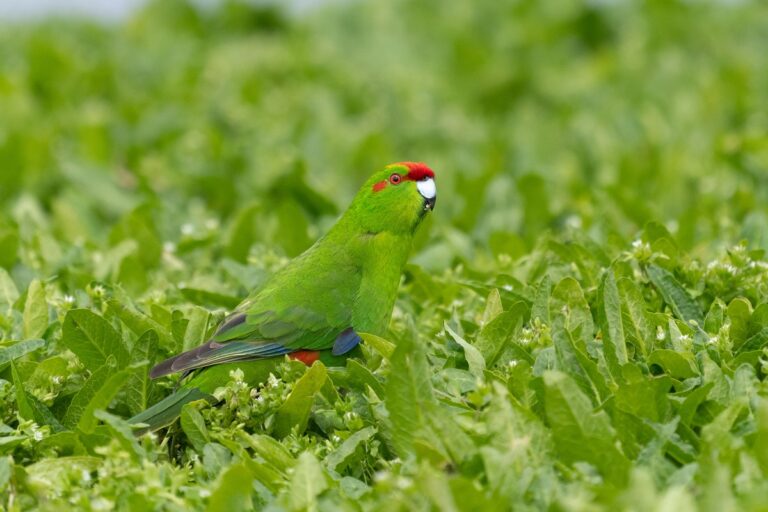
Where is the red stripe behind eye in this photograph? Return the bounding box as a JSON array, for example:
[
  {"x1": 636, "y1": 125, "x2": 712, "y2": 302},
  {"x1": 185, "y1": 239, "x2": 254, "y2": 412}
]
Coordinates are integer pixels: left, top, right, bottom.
[
  {"x1": 372, "y1": 180, "x2": 388, "y2": 192},
  {"x1": 395, "y1": 162, "x2": 434, "y2": 181}
]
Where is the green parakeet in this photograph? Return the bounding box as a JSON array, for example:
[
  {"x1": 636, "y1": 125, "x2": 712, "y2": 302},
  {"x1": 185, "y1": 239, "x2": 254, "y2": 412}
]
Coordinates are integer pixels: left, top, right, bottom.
[{"x1": 129, "y1": 162, "x2": 436, "y2": 433}]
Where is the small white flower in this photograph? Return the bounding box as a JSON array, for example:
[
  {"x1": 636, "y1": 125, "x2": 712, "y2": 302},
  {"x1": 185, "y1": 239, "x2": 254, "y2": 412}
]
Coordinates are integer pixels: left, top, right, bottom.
[{"x1": 181, "y1": 223, "x2": 195, "y2": 235}]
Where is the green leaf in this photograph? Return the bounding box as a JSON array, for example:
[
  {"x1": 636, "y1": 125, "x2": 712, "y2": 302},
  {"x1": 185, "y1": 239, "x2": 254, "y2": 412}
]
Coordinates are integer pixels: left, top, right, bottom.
[
  {"x1": 445, "y1": 322, "x2": 486, "y2": 378},
  {"x1": 285, "y1": 452, "x2": 328, "y2": 511},
  {"x1": 0, "y1": 268, "x2": 19, "y2": 311},
  {"x1": 647, "y1": 349, "x2": 699, "y2": 379},
  {"x1": 597, "y1": 270, "x2": 628, "y2": 381},
  {"x1": 237, "y1": 431, "x2": 296, "y2": 475},
  {"x1": 76, "y1": 368, "x2": 131, "y2": 434},
  {"x1": 124, "y1": 329, "x2": 157, "y2": 416},
  {"x1": 23, "y1": 279, "x2": 48, "y2": 339},
  {"x1": 550, "y1": 277, "x2": 593, "y2": 346},
  {"x1": 181, "y1": 403, "x2": 210, "y2": 452},
  {"x1": 0, "y1": 338, "x2": 46, "y2": 367},
  {"x1": 542, "y1": 370, "x2": 630, "y2": 486},
  {"x1": 107, "y1": 299, "x2": 174, "y2": 351},
  {"x1": 61, "y1": 309, "x2": 129, "y2": 371},
  {"x1": 384, "y1": 333, "x2": 473, "y2": 463},
  {"x1": 325, "y1": 426, "x2": 377, "y2": 473},
  {"x1": 618, "y1": 278, "x2": 651, "y2": 357},
  {"x1": 63, "y1": 362, "x2": 116, "y2": 428},
  {"x1": 0, "y1": 456, "x2": 11, "y2": 493},
  {"x1": 475, "y1": 303, "x2": 526, "y2": 367},
  {"x1": 183, "y1": 306, "x2": 211, "y2": 352},
  {"x1": 646, "y1": 264, "x2": 704, "y2": 325},
  {"x1": 11, "y1": 361, "x2": 34, "y2": 421},
  {"x1": 205, "y1": 462, "x2": 255, "y2": 512},
  {"x1": 481, "y1": 288, "x2": 504, "y2": 326},
  {"x1": 359, "y1": 332, "x2": 395, "y2": 358},
  {"x1": 274, "y1": 363, "x2": 327, "y2": 438},
  {"x1": 93, "y1": 409, "x2": 146, "y2": 462},
  {"x1": 726, "y1": 297, "x2": 752, "y2": 347},
  {"x1": 531, "y1": 275, "x2": 551, "y2": 324},
  {"x1": 551, "y1": 316, "x2": 607, "y2": 403},
  {"x1": 25, "y1": 456, "x2": 102, "y2": 493},
  {"x1": 10, "y1": 361, "x2": 64, "y2": 431}
]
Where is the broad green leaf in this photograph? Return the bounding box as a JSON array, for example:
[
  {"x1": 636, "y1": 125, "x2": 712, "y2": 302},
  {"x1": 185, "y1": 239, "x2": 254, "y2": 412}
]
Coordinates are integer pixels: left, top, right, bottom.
[
  {"x1": 551, "y1": 316, "x2": 606, "y2": 403},
  {"x1": 598, "y1": 270, "x2": 628, "y2": 381},
  {"x1": 63, "y1": 361, "x2": 116, "y2": 428},
  {"x1": 11, "y1": 361, "x2": 34, "y2": 421},
  {"x1": 107, "y1": 299, "x2": 174, "y2": 351},
  {"x1": 0, "y1": 456, "x2": 11, "y2": 493},
  {"x1": 345, "y1": 359, "x2": 385, "y2": 398},
  {"x1": 481, "y1": 288, "x2": 504, "y2": 326},
  {"x1": 124, "y1": 329, "x2": 157, "y2": 416},
  {"x1": 359, "y1": 332, "x2": 395, "y2": 358},
  {"x1": 238, "y1": 431, "x2": 296, "y2": 475},
  {"x1": 445, "y1": 322, "x2": 485, "y2": 378},
  {"x1": 76, "y1": 368, "x2": 131, "y2": 433},
  {"x1": 531, "y1": 275, "x2": 551, "y2": 324},
  {"x1": 94, "y1": 409, "x2": 146, "y2": 462},
  {"x1": 726, "y1": 297, "x2": 752, "y2": 347},
  {"x1": 550, "y1": 277, "x2": 593, "y2": 347},
  {"x1": 0, "y1": 268, "x2": 19, "y2": 310},
  {"x1": 23, "y1": 279, "x2": 48, "y2": 339},
  {"x1": 475, "y1": 303, "x2": 526, "y2": 367},
  {"x1": 325, "y1": 426, "x2": 377, "y2": 472},
  {"x1": 646, "y1": 265, "x2": 703, "y2": 325},
  {"x1": 181, "y1": 403, "x2": 210, "y2": 452},
  {"x1": 648, "y1": 350, "x2": 699, "y2": 379},
  {"x1": 285, "y1": 452, "x2": 328, "y2": 511},
  {"x1": 61, "y1": 309, "x2": 129, "y2": 371},
  {"x1": 0, "y1": 338, "x2": 46, "y2": 367},
  {"x1": 274, "y1": 363, "x2": 327, "y2": 438},
  {"x1": 618, "y1": 278, "x2": 651, "y2": 357},
  {"x1": 11, "y1": 363, "x2": 63, "y2": 431},
  {"x1": 25, "y1": 456, "x2": 102, "y2": 494},
  {"x1": 183, "y1": 305, "x2": 211, "y2": 352},
  {"x1": 543, "y1": 370, "x2": 630, "y2": 485},
  {"x1": 755, "y1": 397, "x2": 768, "y2": 475},
  {"x1": 384, "y1": 333, "x2": 473, "y2": 463},
  {"x1": 205, "y1": 462, "x2": 255, "y2": 512}
]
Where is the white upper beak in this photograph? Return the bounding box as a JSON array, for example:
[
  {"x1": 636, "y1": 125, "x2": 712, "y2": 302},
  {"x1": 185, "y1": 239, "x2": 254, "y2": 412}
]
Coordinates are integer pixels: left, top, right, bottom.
[{"x1": 417, "y1": 178, "x2": 436, "y2": 200}]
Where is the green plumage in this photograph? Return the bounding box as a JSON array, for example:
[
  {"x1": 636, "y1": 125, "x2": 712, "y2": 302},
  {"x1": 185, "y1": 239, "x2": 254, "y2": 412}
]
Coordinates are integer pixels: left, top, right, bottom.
[{"x1": 129, "y1": 162, "x2": 436, "y2": 432}]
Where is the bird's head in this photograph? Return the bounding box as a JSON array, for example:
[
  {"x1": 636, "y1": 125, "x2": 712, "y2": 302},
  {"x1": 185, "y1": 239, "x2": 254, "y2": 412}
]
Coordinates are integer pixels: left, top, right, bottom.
[{"x1": 348, "y1": 162, "x2": 436, "y2": 235}]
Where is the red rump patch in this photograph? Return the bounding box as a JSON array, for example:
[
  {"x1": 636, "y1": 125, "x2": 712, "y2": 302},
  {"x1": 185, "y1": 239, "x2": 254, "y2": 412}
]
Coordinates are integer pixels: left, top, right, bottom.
[
  {"x1": 289, "y1": 350, "x2": 320, "y2": 366},
  {"x1": 397, "y1": 162, "x2": 435, "y2": 181}
]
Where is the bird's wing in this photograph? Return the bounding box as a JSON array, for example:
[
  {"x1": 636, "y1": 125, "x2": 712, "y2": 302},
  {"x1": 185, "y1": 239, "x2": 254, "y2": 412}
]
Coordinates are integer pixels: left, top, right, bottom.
[{"x1": 149, "y1": 306, "x2": 361, "y2": 378}]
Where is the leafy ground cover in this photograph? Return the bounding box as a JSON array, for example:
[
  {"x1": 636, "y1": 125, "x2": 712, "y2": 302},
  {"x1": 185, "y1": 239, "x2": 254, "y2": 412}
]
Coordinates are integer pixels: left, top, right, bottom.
[{"x1": 2, "y1": 0, "x2": 768, "y2": 510}]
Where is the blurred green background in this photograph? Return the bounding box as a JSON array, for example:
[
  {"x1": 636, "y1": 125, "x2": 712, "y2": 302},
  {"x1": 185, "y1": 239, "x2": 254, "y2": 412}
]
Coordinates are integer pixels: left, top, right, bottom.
[
  {"x1": 0, "y1": 0, "x2": 767, "y2": 295},
  {"x1": 3, "y1": 2, "x2": 768, "y2": 509}
]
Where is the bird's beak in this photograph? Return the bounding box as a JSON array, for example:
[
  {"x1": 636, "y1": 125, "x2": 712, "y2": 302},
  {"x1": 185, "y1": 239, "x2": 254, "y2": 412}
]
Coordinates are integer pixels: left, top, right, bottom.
[{"x1": 417, "y1": 178, "x2": 436, "y2": 212}]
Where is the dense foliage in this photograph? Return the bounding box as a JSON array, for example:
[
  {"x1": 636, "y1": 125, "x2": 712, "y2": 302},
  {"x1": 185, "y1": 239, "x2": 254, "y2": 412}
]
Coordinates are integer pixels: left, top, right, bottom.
[{"x1": 2, "y1": 0, "x2": 768, "y2": 509}]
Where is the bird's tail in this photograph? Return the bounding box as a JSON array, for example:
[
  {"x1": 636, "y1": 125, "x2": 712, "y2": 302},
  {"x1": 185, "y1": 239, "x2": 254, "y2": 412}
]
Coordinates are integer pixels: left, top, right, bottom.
[{"x1": 128, "y1": 386, "x2": 216, "y2": 436}]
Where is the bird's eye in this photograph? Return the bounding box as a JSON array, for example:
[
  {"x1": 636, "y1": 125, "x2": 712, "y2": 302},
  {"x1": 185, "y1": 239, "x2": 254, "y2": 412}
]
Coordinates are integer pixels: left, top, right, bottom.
[{"x1": 389, "y1": 173, "x2": 402, "y2": 185}]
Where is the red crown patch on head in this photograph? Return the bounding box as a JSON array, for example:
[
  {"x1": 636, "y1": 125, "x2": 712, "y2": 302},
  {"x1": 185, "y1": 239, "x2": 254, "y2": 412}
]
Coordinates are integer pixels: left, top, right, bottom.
[{"x1": 397, "y1": 162, "x2": 435, "y2": 181}]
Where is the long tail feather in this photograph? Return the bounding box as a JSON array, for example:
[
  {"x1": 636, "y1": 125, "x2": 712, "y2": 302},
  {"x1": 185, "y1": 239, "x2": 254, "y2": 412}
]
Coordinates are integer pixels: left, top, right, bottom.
[{"x1": 128, "y1": 387, "x2": 216, "y2": 436}]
